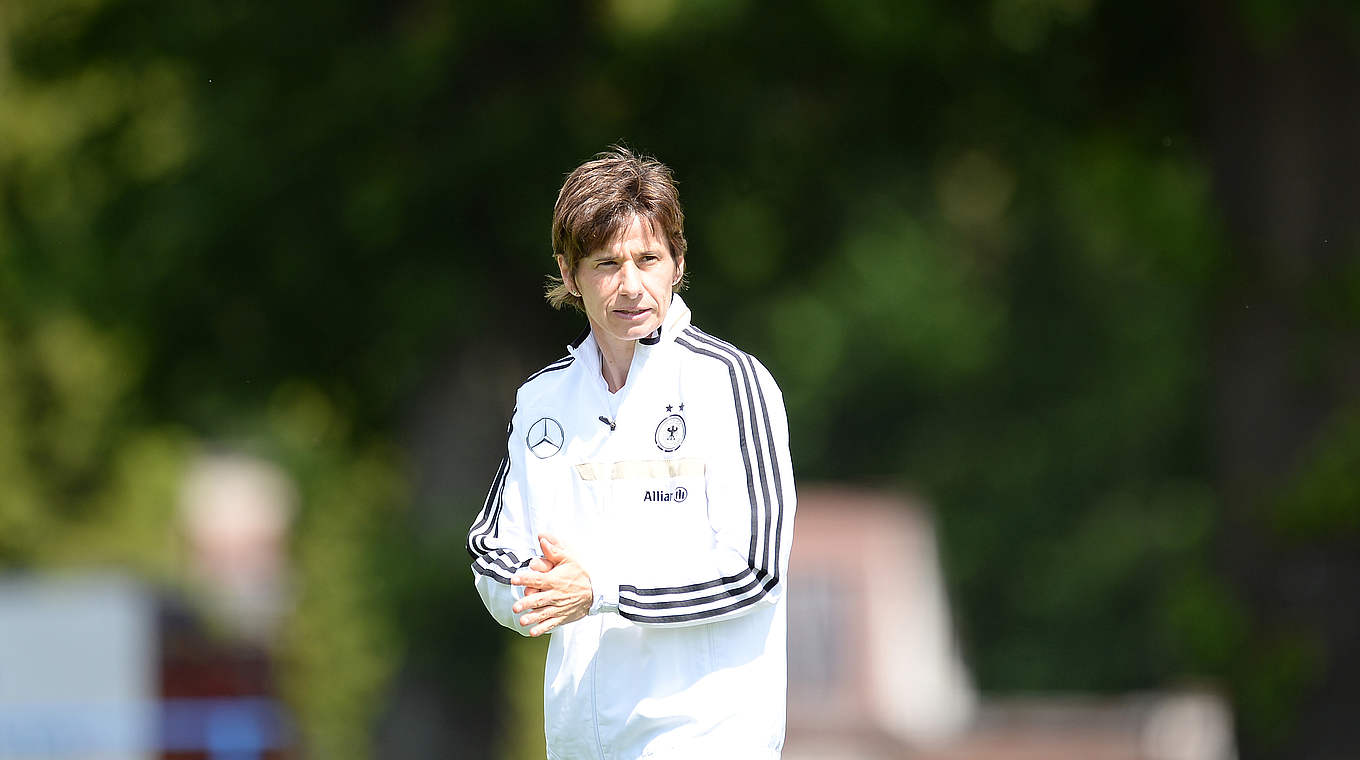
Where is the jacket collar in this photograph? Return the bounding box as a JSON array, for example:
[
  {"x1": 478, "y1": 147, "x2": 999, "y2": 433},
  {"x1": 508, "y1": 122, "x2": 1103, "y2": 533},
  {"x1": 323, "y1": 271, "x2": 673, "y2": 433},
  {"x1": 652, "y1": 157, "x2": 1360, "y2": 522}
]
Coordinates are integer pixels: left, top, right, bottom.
[{"x1": 566, "y1": 294, "x2": 692, "y2": 358}]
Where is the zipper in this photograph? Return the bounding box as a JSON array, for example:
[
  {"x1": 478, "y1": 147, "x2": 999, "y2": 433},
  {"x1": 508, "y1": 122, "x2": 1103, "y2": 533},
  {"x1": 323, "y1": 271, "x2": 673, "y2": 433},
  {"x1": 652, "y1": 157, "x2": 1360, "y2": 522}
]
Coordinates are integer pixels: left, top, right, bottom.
[
  {"x1": 588, "y1": 380, "x2": 611, "y2": 759},
  {"x1": 592, "y1": 588, "x2": 607, "y2": 758},
  {"x1": 590, "y1": 355, "x2": 622, "y2": 434}
]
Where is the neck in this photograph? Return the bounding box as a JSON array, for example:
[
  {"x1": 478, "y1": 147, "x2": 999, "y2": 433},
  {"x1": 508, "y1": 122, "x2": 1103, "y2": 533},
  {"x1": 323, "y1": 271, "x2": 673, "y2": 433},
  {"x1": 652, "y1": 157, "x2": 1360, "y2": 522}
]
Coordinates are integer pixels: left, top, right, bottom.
[{"x1": 593, "y1": 329, "x2": 636, "y2": 394}]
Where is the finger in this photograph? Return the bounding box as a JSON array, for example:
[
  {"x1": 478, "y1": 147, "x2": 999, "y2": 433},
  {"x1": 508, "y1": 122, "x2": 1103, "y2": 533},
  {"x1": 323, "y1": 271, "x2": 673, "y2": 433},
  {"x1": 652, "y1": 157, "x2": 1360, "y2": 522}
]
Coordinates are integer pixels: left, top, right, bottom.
[
  {"x1": 530, "y1": 615, "x2": 564, "y2": 637},
  {"x1": 540, "y1": 533, "x2": 576, "y2": 559},
  {"x1": 521, "y1": 605, "x2": 565, "y2": 628},
  {"x1": 513, "y1": 589, "x2": 553, "y2": 614},
  {"x1": 518, "y1": 606, "x2": 541, "y2": 626},
  {"x1": 539, "y1": 534, "x2": 563, "y2": 561},
  {"x1": 511, "y1": 570, "x2": 546, "y2": 586},
  {"x1": 528, "y1": 557, "x2": 553, "y2": 573},
  {"x1": 527, "y1": 566, "x2": 576, "y2": 591}
]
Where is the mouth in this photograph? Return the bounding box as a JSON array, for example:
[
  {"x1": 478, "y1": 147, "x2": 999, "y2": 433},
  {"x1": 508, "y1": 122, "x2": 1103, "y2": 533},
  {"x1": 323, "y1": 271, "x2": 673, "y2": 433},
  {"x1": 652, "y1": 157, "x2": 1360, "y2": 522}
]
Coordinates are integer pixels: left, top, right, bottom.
[{"x1": 613, "y1": 307, "x2": 652, "y2": 321}]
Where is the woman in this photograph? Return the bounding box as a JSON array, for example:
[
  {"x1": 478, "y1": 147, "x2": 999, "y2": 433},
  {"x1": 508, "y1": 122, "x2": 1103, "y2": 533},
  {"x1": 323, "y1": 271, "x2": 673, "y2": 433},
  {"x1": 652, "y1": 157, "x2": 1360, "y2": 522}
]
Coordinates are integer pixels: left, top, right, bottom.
[{"x1": 468, "y1": 145, "x2": 796, "y2": 759}]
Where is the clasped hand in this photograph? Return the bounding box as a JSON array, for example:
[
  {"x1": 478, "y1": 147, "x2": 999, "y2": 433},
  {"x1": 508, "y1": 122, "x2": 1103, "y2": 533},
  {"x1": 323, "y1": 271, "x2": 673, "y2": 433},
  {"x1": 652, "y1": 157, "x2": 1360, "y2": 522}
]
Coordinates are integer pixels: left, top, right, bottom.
[{"x1": 510, "y1": 533, "x2": 593, "y2": 637}]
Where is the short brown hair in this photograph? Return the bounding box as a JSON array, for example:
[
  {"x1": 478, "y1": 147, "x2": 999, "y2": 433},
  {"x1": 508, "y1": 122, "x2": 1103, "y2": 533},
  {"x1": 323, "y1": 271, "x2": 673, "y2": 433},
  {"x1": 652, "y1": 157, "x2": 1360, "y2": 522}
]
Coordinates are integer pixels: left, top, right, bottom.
[{"x1": 547, "y1": 145, "x2": 688, "y2": 311}]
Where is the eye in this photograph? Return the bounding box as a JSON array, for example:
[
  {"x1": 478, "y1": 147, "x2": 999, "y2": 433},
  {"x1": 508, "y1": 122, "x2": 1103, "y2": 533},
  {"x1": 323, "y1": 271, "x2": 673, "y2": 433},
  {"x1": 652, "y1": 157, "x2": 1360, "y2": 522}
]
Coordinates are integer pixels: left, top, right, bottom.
[{"x1": 596, "y1": 259, "x2": 619, "y2": 268}]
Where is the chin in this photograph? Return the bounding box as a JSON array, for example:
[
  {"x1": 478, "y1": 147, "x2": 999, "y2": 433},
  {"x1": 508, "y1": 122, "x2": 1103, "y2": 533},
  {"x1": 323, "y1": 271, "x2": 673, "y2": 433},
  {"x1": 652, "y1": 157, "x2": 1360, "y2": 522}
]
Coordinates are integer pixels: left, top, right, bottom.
[
  {"x1": 619, "y1": 323, "x2": 661, "y2": 341},
  {"x1": 608, "y1": 313, "x2": 663, "y2": 337}
]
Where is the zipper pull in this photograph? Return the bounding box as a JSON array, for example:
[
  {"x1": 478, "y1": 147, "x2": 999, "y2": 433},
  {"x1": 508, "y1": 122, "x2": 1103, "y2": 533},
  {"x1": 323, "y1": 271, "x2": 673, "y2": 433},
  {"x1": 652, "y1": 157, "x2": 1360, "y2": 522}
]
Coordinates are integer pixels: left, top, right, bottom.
[{"x1": 598, "y1": 416, "x2": 616, "y2": 431}]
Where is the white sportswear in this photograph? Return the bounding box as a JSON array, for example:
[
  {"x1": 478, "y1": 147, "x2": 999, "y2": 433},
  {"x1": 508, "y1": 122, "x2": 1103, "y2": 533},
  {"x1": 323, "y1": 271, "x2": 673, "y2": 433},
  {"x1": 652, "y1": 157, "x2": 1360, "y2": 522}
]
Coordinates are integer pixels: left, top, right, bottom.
[{"x1": 468, "y1": 295, "x2": 796, "y2": 760}]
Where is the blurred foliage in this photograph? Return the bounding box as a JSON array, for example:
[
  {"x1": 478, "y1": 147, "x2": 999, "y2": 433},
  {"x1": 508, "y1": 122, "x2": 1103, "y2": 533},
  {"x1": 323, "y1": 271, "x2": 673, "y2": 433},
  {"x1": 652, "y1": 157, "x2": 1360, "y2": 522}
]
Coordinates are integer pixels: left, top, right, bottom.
[
  {"x1": 499, "y1": 637, "x2": 550, "y2": 760},
  {"x1": 1272, "y1": 404, "x2": 1360, "y2": 541},
  {"x1": 2, "y1": 0, "x2": 1358, "y2": 758}
]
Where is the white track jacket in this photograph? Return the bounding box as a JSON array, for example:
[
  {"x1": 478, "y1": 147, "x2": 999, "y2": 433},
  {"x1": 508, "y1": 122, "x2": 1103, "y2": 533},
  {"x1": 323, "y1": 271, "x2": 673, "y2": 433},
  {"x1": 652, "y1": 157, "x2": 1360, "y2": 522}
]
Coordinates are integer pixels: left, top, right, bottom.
[{"x1": 468, "y1": 295, "x2": 796, "y2": 760}]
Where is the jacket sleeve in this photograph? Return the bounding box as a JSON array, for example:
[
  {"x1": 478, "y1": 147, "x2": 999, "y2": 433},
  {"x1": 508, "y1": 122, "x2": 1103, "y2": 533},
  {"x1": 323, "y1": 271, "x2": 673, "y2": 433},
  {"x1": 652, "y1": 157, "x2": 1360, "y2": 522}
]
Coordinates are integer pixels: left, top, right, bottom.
[
  {"x1": 608, "y1": 343, "x2": 797, "y2": 628},
  {"x1": 467, "y1": 409, "x2": 538, "y2": 636}
]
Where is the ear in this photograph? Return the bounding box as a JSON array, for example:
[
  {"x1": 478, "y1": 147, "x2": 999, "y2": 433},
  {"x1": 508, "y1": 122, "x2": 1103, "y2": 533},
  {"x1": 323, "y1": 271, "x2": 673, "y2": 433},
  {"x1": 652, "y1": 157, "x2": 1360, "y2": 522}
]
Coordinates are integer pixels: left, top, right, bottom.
[
  {"x1": 672, "y1": 254, "x2": 684, "y2": 285},
  {"x1": 556, "y1": 254, "x2": 576, "y2": 295}
]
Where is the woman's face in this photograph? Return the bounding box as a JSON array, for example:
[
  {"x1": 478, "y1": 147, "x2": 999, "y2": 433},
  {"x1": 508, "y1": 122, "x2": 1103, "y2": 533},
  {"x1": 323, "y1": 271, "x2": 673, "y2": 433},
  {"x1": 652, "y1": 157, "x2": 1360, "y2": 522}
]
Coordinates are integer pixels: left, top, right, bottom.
[{"x1": 559, "y1": 215, "x2": 682, "y2": 351}]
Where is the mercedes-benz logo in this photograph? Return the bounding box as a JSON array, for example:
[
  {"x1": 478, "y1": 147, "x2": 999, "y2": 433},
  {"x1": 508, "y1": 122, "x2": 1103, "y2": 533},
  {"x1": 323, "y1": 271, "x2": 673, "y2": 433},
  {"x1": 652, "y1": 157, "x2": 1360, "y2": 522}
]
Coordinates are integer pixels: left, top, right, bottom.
[{"x1": 527, "y1": 417, "x2": 564, "y2": 459}]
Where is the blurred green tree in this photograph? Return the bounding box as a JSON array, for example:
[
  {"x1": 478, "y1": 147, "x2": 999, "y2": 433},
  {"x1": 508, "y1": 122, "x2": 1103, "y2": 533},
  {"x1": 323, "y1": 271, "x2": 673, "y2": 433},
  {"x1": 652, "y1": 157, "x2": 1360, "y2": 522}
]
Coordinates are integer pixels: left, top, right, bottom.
[{"x1": 2, "y1": 0, "x2": 1357, "y2": 757}]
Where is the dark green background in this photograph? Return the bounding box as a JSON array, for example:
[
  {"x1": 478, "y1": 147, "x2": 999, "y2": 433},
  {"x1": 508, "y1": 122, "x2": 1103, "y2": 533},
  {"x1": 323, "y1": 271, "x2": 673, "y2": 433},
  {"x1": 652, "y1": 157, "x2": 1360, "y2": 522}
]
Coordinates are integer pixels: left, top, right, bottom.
[{"x1": 2, "y1": 1, "x2": 1357, "y2": 757}]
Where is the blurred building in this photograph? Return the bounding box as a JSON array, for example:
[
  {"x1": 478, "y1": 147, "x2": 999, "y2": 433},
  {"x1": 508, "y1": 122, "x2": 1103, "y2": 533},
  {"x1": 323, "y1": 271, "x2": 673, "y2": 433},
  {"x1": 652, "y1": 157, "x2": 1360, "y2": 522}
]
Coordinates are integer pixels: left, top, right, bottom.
[
  {"x1": 0, "y1": 453, "x2": 298, "y2": 760},
  {"x1": 0, "y1": 575, "x2": 293, "y2": 759},
  {"x1": 786, "y1": 485, "x2": 976, "y2": 750},
  {"x1": 784, "y1": 486, "x2": 1236, "y2": 760}
]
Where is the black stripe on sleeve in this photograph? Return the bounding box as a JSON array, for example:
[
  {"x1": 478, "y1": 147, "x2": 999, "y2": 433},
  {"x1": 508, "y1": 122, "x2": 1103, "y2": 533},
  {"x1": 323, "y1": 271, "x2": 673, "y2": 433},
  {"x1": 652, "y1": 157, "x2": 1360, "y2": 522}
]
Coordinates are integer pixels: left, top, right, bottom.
[
  {"x1": 684, "y1": 327, "x2": 777, "y2": 577},
  {"x1": 689, "y1": 327, "x2": 789, "y2": 583},
  {"x1": 748, "y1": 355, "x2": 789, "y2": 583},
  {"x1": 620, "y1": 572, "x2": 763, "y2": 610},
  {"x1": 618, "y1": 569, "x2": 766, "y2": 613},
  {"x1": 526, "y1": 355, "x2": 574, "y2": 382},
  {"x1": 467, "y1": 455, "x2": 509, "y2": 558},
  {"x1": 482, "y1": 549, "x2": 523, "y2": 576},
  {"x1": 468, "y1": 411, "x2": 516, "y2": 559},
  {"x1": 620, "y1": 567, "x2": 755, "y2": 597},
  {"x1": 620, "y1": 577, "x2": 778, "y2": 624},
  {"x1": 674, "y1": 335, "x2": 762, "y2": 569},
  {"x1": 471, "y1": 550, "x2": 531, "y2": 585}
]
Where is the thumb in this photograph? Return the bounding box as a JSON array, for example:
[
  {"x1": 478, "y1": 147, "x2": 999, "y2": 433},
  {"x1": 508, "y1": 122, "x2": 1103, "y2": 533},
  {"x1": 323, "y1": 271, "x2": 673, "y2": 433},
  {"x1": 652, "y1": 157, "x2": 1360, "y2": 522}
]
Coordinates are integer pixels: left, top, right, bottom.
[{"x1": 539, "y1": 533, "x2": 566, "y2": 560}]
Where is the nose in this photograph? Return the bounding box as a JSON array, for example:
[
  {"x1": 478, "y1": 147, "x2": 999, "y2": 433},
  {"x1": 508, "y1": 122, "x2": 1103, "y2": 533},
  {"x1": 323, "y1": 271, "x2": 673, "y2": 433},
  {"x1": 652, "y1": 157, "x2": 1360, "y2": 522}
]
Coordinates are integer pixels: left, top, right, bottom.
[{"x1": 618, "y1": 260, "x2": 642, "y2": 297}]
